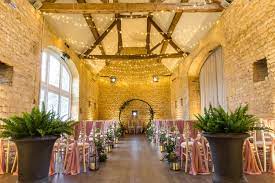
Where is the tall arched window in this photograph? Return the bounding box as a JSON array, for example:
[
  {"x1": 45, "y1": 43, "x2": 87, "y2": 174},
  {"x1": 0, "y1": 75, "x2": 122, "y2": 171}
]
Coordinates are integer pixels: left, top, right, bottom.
[{"x1": 39, "y1": 50, "x2": 72, "y2": 119}]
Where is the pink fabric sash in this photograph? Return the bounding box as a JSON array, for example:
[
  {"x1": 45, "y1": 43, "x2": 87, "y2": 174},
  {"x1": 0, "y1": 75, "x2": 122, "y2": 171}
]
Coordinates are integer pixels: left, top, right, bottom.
[
  {"x1": 64, "y1": 141, "x2": 81, "y2": 175},
  {"x1": 86, "y1": 121, "x2": 94, "y2": 137},
  {"x1": 0, "y1": 141, "x2": 5, "y2": 175},
  {"x1": 189, "y1": 140, "x2": 209, "y2": 175},
  {"x1": 186, "y1": 121, "x2": 198, "y2": 139},
  {"x1": 269, "y1": 138, "x2": 275, "y2": 174},
  {"x1": 49, "y1": 150, "x2": 55, "y2": 176},
  {"x1": 74, "y1": 122, "x2": 83, "y2": 140},
  {"x1": 243, "y1": 140, "x2": 261, "y2": 175},
  {"x1": 176, "y1": 120, "x2": 184, "y2": 134}
]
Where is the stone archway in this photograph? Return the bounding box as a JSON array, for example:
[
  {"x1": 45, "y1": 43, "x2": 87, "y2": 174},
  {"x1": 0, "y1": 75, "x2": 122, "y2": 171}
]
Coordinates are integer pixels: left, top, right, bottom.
[{"x1": 119, "y1": 99, "x2": 154, "y2": 128}]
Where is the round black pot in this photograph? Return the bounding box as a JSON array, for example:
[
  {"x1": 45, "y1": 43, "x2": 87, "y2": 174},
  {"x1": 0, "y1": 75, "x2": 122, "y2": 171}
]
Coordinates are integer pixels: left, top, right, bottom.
[
  {"x1": 14, "y1": 136, "x2": 58, "y2": 183},
  {"x1": 203, "y1": 133, "x2": 249, "y2": 183}
]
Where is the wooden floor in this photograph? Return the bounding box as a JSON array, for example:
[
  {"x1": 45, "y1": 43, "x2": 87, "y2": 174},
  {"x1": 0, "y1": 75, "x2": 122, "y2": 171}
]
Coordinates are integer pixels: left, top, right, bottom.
[{"x1": 1, "y1": 135, "x2": 274, "y2": 183}]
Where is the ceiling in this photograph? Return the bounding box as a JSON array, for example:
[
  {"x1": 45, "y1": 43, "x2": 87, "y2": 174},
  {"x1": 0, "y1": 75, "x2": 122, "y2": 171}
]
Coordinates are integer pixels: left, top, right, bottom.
[{"x1": 43, "y1": 0, "x2": 222, "y2": 74}]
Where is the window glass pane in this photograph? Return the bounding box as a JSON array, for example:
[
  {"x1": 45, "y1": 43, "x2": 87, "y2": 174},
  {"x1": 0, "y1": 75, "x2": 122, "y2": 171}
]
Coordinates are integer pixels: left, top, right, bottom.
[
  {"x1": 41, "y1": 52, "x2": 47, "y2": 82},
  {"x1": 49, "y1": 56, "x2": 60, "y2": 87},
  {"x1": 47, "y1": 92, "x2": 59, "y2": 114},
  {"x1": 60, "y1": 96, "x2": 69, "y2": 119},
  {"x1": 39, "y1": 89, "x2": 45, "y2": 110},
  {"x1": 61, "y1": 66, "x2": 70, "y2": 92}
]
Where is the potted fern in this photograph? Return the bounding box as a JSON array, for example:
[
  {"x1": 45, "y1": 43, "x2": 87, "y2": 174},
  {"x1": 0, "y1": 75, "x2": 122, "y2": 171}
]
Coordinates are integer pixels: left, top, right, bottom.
[
  {"x1": 0, "y1": 104, "x2": 76, "y2": 183},
  {"x1": 195, "y1": 105, "x2": 270, "y2": 183}
]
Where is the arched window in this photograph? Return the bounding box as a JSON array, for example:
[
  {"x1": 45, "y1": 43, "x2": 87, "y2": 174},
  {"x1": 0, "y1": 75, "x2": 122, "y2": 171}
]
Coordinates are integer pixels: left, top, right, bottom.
[{"x1": 39, "y1": 50, "x2": 72, "y2": 119}]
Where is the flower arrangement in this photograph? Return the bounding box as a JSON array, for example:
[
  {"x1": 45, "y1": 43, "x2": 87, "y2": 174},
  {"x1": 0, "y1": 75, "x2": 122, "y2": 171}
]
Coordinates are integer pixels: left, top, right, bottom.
[
  {"x1": 145, "y1": 122, "x2": 154, "y2": 142},
  {"x1": 159, "y1": 130, "x2": 167, "y2": 144},
  {"x1": 163, "y1": 135, "x2": 179, "y2": 162},
  {"x1": 93, "y1": 134, "x2": 107, "y2": 162}
]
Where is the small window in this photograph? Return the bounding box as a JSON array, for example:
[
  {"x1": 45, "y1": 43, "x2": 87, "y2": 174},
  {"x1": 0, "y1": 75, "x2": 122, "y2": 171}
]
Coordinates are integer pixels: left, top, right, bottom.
[
  {"x1": 253, "y1": 58, "x2": 268, "y2": 82},
  {"x1": 0, "y1": 62, "x2": 13, "y2": 85}
]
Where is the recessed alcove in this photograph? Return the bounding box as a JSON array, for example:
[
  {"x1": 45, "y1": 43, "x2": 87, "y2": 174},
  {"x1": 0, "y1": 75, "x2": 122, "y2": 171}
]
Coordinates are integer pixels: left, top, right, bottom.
[
  {"x1": 253, "y1": 58, "x2": 268, "y2": 82},
  {"x1": 0, "y1": 61, "x2": 13, "y2": 85}
]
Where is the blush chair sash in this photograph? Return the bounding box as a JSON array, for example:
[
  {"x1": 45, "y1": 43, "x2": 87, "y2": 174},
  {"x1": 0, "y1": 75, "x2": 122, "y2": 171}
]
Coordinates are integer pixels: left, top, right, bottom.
[{"x1": 243, "y1": 140, "x2": 261, "y2": 175}]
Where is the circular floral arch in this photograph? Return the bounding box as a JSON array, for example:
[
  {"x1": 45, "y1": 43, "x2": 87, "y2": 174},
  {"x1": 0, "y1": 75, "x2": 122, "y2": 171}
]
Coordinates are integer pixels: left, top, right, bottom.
[{"x1": 119, "y1": 99, "x2": 154, "y2": 127}]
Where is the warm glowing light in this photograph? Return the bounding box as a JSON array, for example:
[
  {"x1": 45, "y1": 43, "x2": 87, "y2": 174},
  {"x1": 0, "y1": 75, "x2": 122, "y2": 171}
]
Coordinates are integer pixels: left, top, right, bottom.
[
  {"x1": 110, "y1": 76, "x2": 117, "y2": 83},
  {"x1": 153, "y1": 75, "x2": 159, "y2": 82}
]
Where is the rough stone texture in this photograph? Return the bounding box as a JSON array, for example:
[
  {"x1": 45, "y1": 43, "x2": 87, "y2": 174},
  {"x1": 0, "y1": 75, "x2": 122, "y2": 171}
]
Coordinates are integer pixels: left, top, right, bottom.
[
  {"x1": 171, "y1": 0, "x2": 275, "y2": 119},
  {"x1": 0, "y1": 0, "x2": 42, "y2": 118},
  {"x1": 98, "y1": 77, "x2": 171, "y2": 121},
  {"x1": 0, "y1": 0, "x2": 99, "y2": 120}
]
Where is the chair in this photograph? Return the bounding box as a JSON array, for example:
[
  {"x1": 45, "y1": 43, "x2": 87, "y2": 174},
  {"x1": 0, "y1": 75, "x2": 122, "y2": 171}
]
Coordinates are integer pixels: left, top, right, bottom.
[{"x1": 252, "y1": 120, "x2": 275, "y2": 172}]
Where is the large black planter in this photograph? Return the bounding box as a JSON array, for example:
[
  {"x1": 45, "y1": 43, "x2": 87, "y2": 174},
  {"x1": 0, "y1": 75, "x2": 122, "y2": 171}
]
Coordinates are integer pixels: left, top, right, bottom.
[
  {"x1": 14, "y1": 136, "x2": 58, "y2": 183},
  {"x1": 203, "y1": 133, "x2": 249, "y2": 183}
]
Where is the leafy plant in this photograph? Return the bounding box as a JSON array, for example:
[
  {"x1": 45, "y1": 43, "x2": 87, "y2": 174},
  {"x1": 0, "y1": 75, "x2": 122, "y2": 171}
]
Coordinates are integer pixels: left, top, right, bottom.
[
  {"x1": 164, "y1": 136, "x2": 176, "y2": 154},
  {"x1": 0, "y1": 104, "x2": 76, "y2": 139},
  {"x1": 166, "y1": 152, "x2": 179, "y2": 163},
  {"x1": 159, "y1": 131, "x2": 167, "y2": 144},
  {"x1": 114, "y1": 126, "x2": 122, "y2": 138},
  {"x1": 106, "y1": 128, "x2": 114, "y2": 142},
  {"x1": 195, "y1": 105, "x2": 271, "y2": 133},
  {"x1": 99, "y1": 153, "x2": 107, "y2": 162},
  {"x1": 94, "y1": 134, "x2": 105, "y2": 154},
  {"x1": 145, "y1": 122, "x2": 154, "y2": 142}
]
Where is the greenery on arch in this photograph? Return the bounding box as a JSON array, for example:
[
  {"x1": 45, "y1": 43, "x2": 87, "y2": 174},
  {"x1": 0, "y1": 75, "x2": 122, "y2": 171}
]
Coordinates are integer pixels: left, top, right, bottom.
[{"x1": 118, "y1": 99, "x2": 155, "y2": 130}]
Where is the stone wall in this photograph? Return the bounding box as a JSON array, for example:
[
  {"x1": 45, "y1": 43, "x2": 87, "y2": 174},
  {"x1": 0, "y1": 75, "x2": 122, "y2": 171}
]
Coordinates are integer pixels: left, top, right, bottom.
[
  {"x1": 171, "y1": 0, "x2": 275, "y2": 119},
  {"x1": 0, "y1": 0, "x2": 99, "y2": 120},
  {"x1": 0, "y1": 0, "x2": 42, "y2": 118},
  {"x1": 98, "y1": 77, "x2": 171, "y2": 121}
]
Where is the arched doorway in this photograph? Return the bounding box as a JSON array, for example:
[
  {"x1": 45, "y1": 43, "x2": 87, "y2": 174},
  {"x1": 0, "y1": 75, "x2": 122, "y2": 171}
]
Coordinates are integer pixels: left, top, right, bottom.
[
  {"x1": 119, "y1": 99, "x2": 154, "y2": 134},
  {"x1": 199, "y1": 46, "x2": 227, "y2": 111}
]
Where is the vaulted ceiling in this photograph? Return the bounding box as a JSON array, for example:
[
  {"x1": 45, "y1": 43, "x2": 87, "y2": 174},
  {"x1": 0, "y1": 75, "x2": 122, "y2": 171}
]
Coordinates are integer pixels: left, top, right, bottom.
[{"x1": 41, "y1": 0, "x2": 222, "y2": 74}]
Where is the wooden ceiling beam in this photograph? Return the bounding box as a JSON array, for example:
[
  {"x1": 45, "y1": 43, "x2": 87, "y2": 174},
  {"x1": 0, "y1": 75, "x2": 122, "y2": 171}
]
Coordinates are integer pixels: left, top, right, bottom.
[
  {"x1": 118, "y1": 14, "x2": 148, "y2": 19},
  {"x1": 82, "y1": 53, "x2": 187, "y2": 60},
  {"x1": 40, "y1": 3, "x2": 224, "y2": 14},
  {"x1": 146, "y1": 16, "x2": 152, "y2": 54},
  {"x1": 160, "y1": 0, "x2": 185, "y2": 54},
  {"x1": 150, "y1": 40, "x2": 164, "y2": 53},
  {"x1": 44, "y1": 0, "x2": 56, "y2": 2},
  {"x1": 116, "y1": 16, "x2": 123, "y2": 54},
  {"x1": 149, "y1": 17, "x2": 187, "y2": 54},
  {"x1": 81, "y1": 20, "x2": 118, "y2": 56},
  {"x1": 77, "y1": 0, "x2": 106, "y2": 55}
]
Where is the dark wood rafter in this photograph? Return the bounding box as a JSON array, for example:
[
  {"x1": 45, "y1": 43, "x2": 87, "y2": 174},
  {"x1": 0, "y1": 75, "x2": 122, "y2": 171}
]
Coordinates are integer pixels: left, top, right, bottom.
[
  {"x1": 100, "y1": 0, "x2": 109, "y2": 3},
  {"x1": 77, "y1": 0, "x2": 106, "y2": 55},
  {"x1": 150, "y1": 40, "x2": 164, "y2": 53},
  {"x1": 146, "y1": 15, "x2": 152, "y2": 54},
  {"x1": 160, "y1": 0, "x2": 186, "y2": 54},
  {"x1": 40, "y1": 3, "x2": 224, "y2": 14},
  {"x1": 113, "y1": 0, "x2": 122, "y2": 54},
  {"x1": 82, "y1": 53, "x2": 187, "y2": 60},
  {"x1": 81, "y1": 20, "x2": 118, "y2": 56},
  {"x1": 116, "y1": 15, "x2": 122, "y2": 54},
  {"x1": 118, "y1": 14, "x2": 148, "y2": 19},
  {"x1": 148, "y1": 17, "x2": 187, "y2": 54},
  {"x1": 44, "y1": 0, "x2": 56, "y2": 2}
]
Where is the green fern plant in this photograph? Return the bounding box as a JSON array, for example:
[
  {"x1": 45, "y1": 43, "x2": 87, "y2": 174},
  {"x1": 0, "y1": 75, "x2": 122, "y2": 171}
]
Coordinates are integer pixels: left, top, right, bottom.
[
  {"x1": 0, "y1": 104, "x2": 77, "y2": 139},
  {"x1": 195, "y1": 105, "x2": 271, "y2": 133}
]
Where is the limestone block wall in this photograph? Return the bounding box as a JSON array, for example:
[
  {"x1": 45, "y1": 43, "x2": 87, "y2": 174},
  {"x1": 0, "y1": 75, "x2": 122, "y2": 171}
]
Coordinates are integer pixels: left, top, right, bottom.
[
  {"x1": 171, "y1": 0, "x2": 275, "y2": 119},
  {"x1": 0, "y1": 0, "x2": 99, "y2": 120},
  {"x1": 0, "y1": 0, "x2": 42, "y2": 118},
  {"x1": 98, "y1": 77, "x2": 171, "y2": 121}
]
